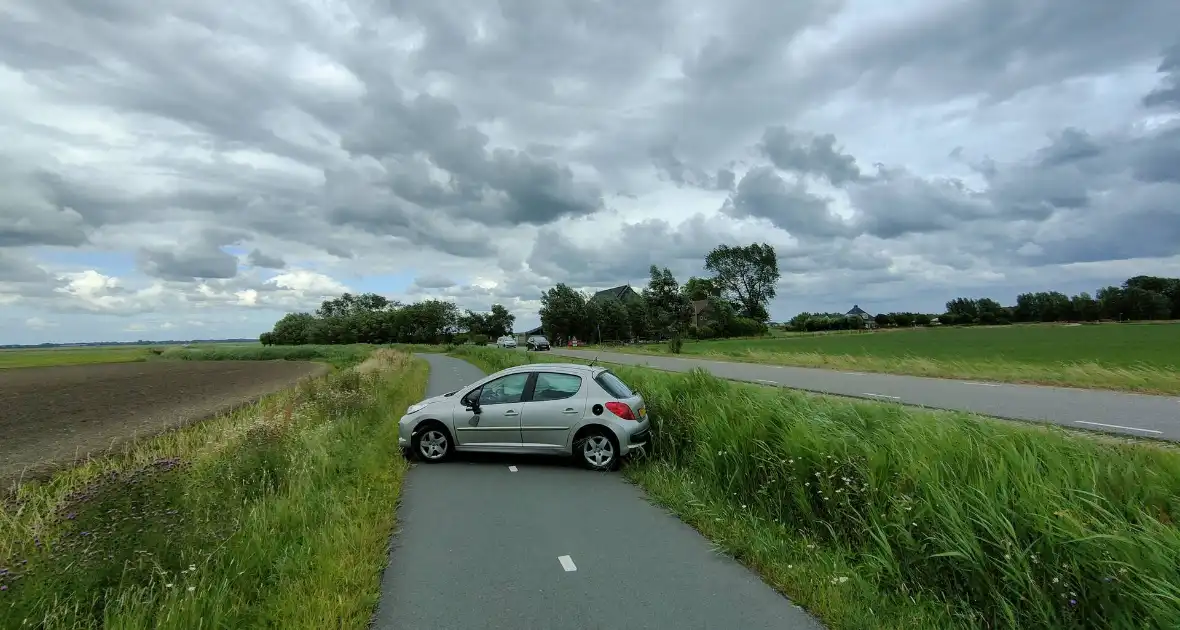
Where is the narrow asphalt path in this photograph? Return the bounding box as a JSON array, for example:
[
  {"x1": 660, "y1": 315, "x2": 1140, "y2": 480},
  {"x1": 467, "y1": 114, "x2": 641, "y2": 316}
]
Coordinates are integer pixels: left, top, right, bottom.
[
  {"x1": 373, "y1": 353, "x2": 822, "y2": 630},
  {"x1": 546, "y1": 349, "x2": 1180, "y2": 441}
]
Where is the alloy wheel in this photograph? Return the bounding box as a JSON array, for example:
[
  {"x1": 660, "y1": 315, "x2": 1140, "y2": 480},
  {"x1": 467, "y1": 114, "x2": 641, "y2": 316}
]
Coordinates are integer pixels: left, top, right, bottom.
[
  {"x1": 419, "y1": 429, "x2": 449, "y2": 460},
  {"x1": 582, "y1": 435, "x2": 615, "y2": 469}
]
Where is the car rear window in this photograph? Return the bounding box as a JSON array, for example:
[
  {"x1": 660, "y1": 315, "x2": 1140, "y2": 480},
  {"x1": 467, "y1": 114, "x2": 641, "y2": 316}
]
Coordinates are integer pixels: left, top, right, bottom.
[{"x1": 595, "y1": 371, "x2": 634, "y2": 398}]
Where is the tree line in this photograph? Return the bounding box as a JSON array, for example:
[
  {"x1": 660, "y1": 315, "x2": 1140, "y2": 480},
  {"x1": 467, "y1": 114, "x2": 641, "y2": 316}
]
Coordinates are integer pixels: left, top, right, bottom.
[
  {"x1": 259, "y1": 292, "x2": 515, "y2": 346},
  {"x1": 785, "y1": 275, "x2": 1180, "y2": 332},
  {"x1": 538, "y1": 243, "x2": 781, "y2": 352}
]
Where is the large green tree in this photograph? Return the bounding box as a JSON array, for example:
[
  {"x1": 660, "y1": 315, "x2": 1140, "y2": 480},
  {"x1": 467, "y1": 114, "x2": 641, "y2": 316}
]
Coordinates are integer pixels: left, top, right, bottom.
[
  {"x1": 704, "y1": 243, "x2": 780, "y2": 322},
  {"x1": 643, "y1": 265, "x2": 692, "y2": 351},
  {"x1": 539, "y1": 284, "x2": 587, "y2": 343}
]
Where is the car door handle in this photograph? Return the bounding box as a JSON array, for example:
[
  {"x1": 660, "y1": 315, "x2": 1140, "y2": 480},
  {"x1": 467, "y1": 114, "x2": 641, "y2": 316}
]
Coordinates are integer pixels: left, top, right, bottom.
[
  {"x1": 561, "y1": 409, "x2": 578, "y2": 414},
  {"x1": 504, "y1": 410, "x2": 519, "y2": 416}
]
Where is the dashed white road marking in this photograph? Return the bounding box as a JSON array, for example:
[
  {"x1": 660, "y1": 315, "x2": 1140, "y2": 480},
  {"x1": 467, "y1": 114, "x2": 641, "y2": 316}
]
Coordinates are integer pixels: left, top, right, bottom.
[
  {"x1": 508, "y1": 465, "x2": 518, "y2": 472},
  {"x1": 862, "y1": 393, "x2": 901, "y2": 400},
  {"x1": 1075, "y1": 421, "x2": 1162, "y2": 435},
  {"x1": 753, "y1": 378, "x2": 778, "y2": 385},
  {"x1": 558, "y1": 555, "x2": 577, "y2": 572},
  {"x1": 962, "y1": 381, "x2": 1002, "y2": 387}
]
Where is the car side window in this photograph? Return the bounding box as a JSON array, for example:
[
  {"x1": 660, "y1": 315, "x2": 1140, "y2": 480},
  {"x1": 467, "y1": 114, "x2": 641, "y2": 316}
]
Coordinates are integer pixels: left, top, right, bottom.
[
  {"x1": 478, "y1": 373, "x2": 530, "y2": 406},
  {"x1": 531, "y1": 372, "x2": 582, "y2": 402}
]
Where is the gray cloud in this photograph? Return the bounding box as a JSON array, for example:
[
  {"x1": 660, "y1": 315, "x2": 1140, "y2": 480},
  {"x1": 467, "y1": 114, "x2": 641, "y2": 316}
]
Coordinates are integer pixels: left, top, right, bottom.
[
  {"x1": 1143, "y1": 43, "x2": 1180, "y2": 110},
  {"x1": 139, "y1": 246, "x2": 239, "y2": 282},
  {"x1": 724, "y1": 166, "x2": 854, "y2": 238},
  {"x1": 412, "y1": 274, "x2": 457, "y2": 290},
  {"x1": 759, "y1": 127, "x2": 861, "y2": 186},
  {"x1": 247, "y1": 249, "x2": 285, "y2": 269}
]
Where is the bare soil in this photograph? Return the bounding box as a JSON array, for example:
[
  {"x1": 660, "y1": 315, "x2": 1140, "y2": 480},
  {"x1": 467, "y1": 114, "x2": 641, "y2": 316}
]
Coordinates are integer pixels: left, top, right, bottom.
[{"x1": 0, "y1": 360, "x2": 328, "y2": 486}]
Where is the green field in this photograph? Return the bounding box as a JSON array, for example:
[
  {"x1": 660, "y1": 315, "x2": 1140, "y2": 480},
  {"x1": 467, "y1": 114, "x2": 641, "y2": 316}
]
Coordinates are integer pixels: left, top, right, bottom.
[
  {"x1": 608, "y1": 323, "x2": 1180, "y2": 394},
  {"x1": 0, "y1": 346, "x2": 155, "y2": 369},
  {"x1": 452, "y1": 345, "x2": 1180, "y2": 630}
]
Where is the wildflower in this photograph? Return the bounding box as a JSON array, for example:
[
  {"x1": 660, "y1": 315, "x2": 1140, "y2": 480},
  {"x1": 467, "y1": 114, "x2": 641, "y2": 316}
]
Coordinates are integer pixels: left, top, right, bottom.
[
  {"x1": 1004, "y1": 554, "x2": 1011, "y2": 560},
  {"x1": 787, "y1": 565, "x2": 793, "y2": 569},
  {"x1": 1069, "y1": 599, "x2": 1077, "y2": 607},
  {"x1": 188, "y1": 586, "x2": 196, "y2": 592},
  {"x1": 188, "y1": 565, "x2": 196, "y2": 572},
  {"x1": 1052, "y1": 577, "x2": 1060, "y2": 584},
  {"x1": 0, "y1": 586, "x2": 7, "y2": 592},
  {"x1": 166, "y1": 583, "x2": 174, "y2": 588}
]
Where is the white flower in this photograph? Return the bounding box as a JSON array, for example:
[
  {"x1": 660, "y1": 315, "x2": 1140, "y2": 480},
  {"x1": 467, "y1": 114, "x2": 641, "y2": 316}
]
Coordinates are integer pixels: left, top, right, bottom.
[
  {"x1": 165, "y1": 583, "x2": 174, "y2": 588},
  {"x1": 188, "y1": 586, "x2": 196, "y2": 592}
]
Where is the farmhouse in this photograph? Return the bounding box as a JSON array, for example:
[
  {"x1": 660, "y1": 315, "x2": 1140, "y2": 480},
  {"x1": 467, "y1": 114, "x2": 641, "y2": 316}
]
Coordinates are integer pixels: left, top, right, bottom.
[
  {"x1": 846, "y1": 304, "x2": 876, "y2": 328},
  {"x1": 589, "y1": 284, "x2": 643, "y2": 305},
  {"x1": 691, "y1": 299, "x2": 713, "y2": 328}
]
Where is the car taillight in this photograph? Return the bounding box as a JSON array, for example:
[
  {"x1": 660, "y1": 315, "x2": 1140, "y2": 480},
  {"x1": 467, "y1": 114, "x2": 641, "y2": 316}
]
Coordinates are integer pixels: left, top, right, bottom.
[{"x1": 604, "y1": 401, "x2": 635, "y2": 420}]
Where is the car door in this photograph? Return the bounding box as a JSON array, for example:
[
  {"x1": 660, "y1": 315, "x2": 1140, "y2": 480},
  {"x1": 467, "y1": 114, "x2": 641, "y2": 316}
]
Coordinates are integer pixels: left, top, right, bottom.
[
  {"x1": 453, "y1": 372, "x2": 530, "y2": 447},
  {"x1": 520, "y1": 371, "x2": 587, "y2": 449}
]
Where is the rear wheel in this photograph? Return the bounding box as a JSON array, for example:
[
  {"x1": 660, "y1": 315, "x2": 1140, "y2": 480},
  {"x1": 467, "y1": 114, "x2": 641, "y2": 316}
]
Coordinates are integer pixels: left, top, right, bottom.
[
  {"x1": 576, "y1": 428, "x2": 618, "y2": 471},
  {"x1": 413, "y1": 423, "x2": 452, "y2": 463}
]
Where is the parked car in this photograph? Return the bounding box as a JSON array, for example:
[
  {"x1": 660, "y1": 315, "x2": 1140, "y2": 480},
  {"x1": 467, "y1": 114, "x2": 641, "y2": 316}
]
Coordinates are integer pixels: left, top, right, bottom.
[
  {"x1": 526, "y1": 335, "x2": 551, "y2": 351},
  {"x1": 398, "y1": 363, "x2": 650, "y2": 470},
  {"x1": 497, "y1": 336, "x2": 517, "y2": 348}
]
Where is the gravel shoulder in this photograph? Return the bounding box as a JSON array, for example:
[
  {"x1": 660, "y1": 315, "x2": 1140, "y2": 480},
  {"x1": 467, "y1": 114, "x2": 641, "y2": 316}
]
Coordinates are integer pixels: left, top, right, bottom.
[{"x1": 0, "y1": 360, "x2": 327, "y2": 485}]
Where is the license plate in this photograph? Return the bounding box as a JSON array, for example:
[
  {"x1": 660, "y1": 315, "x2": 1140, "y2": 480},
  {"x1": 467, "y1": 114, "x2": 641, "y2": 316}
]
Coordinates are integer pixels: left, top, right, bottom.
[{"x1": 639, "y1": 407, "x2": 647, "y2": 418}]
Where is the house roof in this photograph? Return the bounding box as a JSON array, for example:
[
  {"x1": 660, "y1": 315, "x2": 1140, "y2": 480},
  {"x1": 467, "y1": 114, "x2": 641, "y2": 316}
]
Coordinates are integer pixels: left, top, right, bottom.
[
  {"x1": 846, "y1": 304, "x2": 870, "y2": 317},
  {"x1": 691, "y1": 299, "x2": 711, "y2": 314},
  {"x1": 590, "y1": 285, "x2": 638, "y2": 302}
]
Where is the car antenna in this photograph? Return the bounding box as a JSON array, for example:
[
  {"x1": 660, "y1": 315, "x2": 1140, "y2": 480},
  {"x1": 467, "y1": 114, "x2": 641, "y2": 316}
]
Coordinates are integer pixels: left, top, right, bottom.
[{"x1": 590, "y1": 353, "x2": 599, "y2": 367}]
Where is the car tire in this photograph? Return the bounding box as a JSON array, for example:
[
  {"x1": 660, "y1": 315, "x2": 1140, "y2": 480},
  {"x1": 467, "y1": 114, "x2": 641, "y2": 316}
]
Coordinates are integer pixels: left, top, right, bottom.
[
  {"x1": 412, "y1": 422, "x2": 453, "y2": 463},
  {"x1": 575, "y1": 428, "x2": 619, "y2": 471}
]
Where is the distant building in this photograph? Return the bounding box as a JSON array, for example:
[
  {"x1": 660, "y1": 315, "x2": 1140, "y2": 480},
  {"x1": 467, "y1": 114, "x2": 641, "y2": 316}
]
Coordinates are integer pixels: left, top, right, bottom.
[
  {"x1": 691, "y1": 299, "x2": 713, "y2": 328},
  {"x1": 589, "y1": 284, "x2": 643, "y2": 305},
  {"x1": 846, "y1": 305, "x2": 875, "y2": 328}
]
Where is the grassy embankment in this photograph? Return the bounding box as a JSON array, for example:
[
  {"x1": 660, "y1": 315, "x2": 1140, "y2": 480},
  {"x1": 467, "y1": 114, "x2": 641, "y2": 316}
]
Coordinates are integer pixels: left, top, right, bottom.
[
  {"x1": 0, "y1": 349, "x2": 427, "y2": 628},
  {"x1": 594, "y1": 323, "x2": 1180, "y2": 394},
  {"x1": 0, "y1": 347, "x2": 154, "y2": 369},
  {"x1": 450, "y1": 345, "x2": 1180, "y2": 630}
]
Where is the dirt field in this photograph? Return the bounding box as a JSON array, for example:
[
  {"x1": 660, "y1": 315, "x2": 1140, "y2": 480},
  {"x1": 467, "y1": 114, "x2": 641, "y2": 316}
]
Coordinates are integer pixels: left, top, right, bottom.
[{"x1": 0, "y1": 360, "x2": 328, "y2": 485}]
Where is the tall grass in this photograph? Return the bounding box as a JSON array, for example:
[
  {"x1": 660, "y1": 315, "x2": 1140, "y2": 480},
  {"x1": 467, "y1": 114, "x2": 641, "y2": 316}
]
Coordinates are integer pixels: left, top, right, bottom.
[
  {"x1": 1, "y1": 349, "x2": 427, "y2": 628},
  {"x1": 450, "y1": 346, "x2": 1180, "y2": 629}
]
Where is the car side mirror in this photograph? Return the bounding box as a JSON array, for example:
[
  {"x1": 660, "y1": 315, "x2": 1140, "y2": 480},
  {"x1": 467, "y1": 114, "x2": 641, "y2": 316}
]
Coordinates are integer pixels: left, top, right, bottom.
[{"x1": 466, "y1": 400, "x2": 481, "y2": 414}]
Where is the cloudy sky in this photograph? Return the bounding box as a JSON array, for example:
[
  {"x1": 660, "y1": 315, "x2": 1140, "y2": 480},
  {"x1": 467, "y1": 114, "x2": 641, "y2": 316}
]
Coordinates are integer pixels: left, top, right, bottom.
[{"x1": 2, "y1": 0, "x2": 1179, "y2": 344}]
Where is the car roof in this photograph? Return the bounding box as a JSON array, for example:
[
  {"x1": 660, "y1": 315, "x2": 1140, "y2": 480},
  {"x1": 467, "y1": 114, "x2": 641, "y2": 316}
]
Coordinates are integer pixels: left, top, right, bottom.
[{"x1": 502, "y1": 362, "x2": 600, "y2": 375}]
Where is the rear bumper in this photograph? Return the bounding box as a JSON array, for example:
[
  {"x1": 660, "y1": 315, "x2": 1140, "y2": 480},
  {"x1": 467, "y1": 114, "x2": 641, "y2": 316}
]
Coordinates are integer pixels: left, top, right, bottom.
[{"x1": 615, "y1": 419, "x2": 651, "y2": 457}]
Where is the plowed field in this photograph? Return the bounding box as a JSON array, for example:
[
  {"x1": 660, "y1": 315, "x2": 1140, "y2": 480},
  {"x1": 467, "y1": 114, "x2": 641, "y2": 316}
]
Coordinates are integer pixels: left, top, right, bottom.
[{"x1": 0, "y1": 360, "x2": 328, "y2": 485}]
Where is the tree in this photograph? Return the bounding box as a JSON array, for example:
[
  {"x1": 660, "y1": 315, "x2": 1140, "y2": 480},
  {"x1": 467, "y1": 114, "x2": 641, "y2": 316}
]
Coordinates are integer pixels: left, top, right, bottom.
[
  {"x1": 682, "y1": 276, "x2": 720, "y2": 301},
  {"x1": 597, "y1": 297, "x2": 630, "y2": 341},
  {"x1": 625, "y1": 299, "x2": 649, "y2": 341},
  {"x1": 485, "y1": 304, "x2": 515, "y2": 338},
  {"x1": 539, "y1": 284, "x2": 587, "y2": 344},
  {"x1": 643, "y1": 265, "x2": 692, "y2": 352},
  {"x1": 704, "y1": 243, "x2": 780, "y2": 323}
]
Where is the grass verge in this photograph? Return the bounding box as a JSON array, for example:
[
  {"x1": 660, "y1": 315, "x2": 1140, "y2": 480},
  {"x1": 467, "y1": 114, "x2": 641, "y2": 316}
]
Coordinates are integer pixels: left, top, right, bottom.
[
  {"x1": 588, "y1": 324, "x2": 1180, "y2": 394},
  {"x1": 449, "y1": 346, "x2": 1180, "y2": 629},
  {"x1": 1, "y1": 349, "x2": 426, "y2": 629}
]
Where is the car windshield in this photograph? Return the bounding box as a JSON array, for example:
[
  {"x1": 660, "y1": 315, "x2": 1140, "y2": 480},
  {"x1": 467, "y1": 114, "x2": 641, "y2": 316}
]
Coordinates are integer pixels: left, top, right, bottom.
[
  {"x1": 532, "y1": 337, "x2": 548, "y2": 343},
  {"x1": 595, "y1": 370, "x2": 633, "y2": 398}
]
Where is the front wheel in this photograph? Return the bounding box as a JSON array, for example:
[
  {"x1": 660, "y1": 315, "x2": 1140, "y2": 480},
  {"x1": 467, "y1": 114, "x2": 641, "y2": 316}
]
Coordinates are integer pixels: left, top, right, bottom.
[
  {"x1": 577, "y1": 429, "x2": 618, "y2": 471},
  {"x1": 413, "y1": 424, "x2": 452, "y2": 463}
]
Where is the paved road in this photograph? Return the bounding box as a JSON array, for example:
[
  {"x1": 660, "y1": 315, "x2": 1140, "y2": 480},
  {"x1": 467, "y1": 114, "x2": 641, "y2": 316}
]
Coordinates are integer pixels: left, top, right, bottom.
[
  {"x1": 545, "y1": 349, "x2": 1180, "y2": 441},
  {"x1": 374, "y1": 354, "x2": 822, "y2": 630}
]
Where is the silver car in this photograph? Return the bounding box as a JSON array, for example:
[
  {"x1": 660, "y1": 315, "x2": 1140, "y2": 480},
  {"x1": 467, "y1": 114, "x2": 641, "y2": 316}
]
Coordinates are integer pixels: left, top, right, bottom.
[{"x1": 397, "y1": 363, "x2": 650, "y2": 470}]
